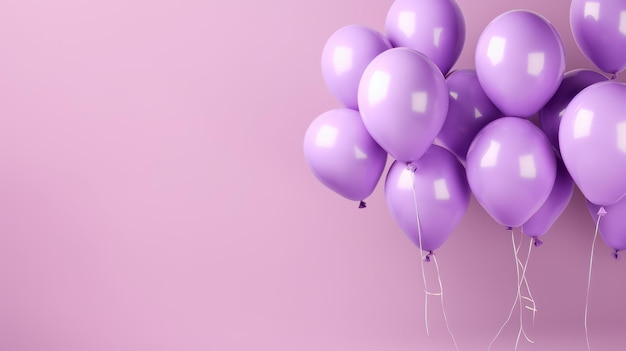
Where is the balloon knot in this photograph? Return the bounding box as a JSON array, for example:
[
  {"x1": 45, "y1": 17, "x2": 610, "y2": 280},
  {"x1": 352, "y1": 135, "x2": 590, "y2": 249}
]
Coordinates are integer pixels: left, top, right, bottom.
[
  {"x1": 613, "y1": 250, "x2": 621, "y2": 261},
  {"x1": 533, "y1": 238, "x2": 544, "y2": 247},
  {"x1": 358, "y1": 200, "x2": 367, "y2": 209},
  {"x1": 407, "y1": 163, "x2": 417, "y2": 173},
  {"x1": 611, "y1": 73, "x2": 618, "y2": 80},
  {"x1": 506, "y1": 226, "x2": 513, "y2": 231},
  {"x1": 597, "y1": 206, "x2": 607, "y2": 217},
  {"x1": 424, "y1": 251, "x2": 433, "y2": 262}
]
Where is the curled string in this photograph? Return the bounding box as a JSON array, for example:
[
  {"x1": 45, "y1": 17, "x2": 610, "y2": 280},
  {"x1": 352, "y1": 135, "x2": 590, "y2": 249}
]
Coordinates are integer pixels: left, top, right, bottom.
[
  {"x1": 585, "y1": 206, "x2": 605, "y2": 351},
  {"x1": 409, "y1": 166, "x2": 431, "y2": 337},
  {"x1": 432, "y1": 254, "x2": 460, "y2": 351}
]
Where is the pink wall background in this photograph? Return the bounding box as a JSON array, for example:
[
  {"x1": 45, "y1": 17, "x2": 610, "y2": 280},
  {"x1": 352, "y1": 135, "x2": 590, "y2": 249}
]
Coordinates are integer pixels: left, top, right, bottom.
[{"x1": 0, "y1": 0, "x2": 624, "y2": 350}]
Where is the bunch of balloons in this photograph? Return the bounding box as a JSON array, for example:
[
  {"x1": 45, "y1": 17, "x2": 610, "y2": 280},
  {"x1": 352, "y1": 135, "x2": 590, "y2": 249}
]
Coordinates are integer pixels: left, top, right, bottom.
[{"x1": 304, "y1": 0, "x2": 626, "y2": 256}]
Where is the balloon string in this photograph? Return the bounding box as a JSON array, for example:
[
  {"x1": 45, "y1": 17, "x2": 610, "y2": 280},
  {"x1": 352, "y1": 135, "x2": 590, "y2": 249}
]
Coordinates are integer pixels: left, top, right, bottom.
[
  {"x1": 519, "y1": 236, "x2": 537, "y2": 325},
  {"x1": 585, "y1": 207, "x2": 605, "y2": 351},
  {"x1": 432, "y1": 254, "x2": 460, "y2": 351},
  {"x1": 410, "y1": 168, "x2": 430, "y2": 337},
  {"x1": 515, "y1": 233, "x2": 535, "y2": 349}
]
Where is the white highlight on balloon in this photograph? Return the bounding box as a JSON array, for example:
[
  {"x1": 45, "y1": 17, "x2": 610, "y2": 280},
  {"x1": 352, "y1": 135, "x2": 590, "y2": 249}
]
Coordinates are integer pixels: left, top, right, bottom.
[
  {"x1": 450, "y1": 91, "x2": 459, "y2": 100},
  {"x1": 398, "y1": 11, "x2": 416, "y2": 37},
  {"x1": 474, "y1": 108, "x2": 483, "y2": 119},
  {"x1": 519, "y1": 154, "x2": 537, "y2": 179},
  {"x1": 367, "y1": 70, "x2": 391, "y2": 105},
  {"x1": 434, "y1": 27, "x2": 443, "y2": 47},
  {"x1": 333, "y1": 47, "x2": 353, "y2": 75},
  {"x1": 620, "y1": 11, "x2": 626, "y2": 36},
  {"x1": 487, "y1": 36, "x2": 506, "y2": 65},
  {"x1": 617, "y1": 122, "x2": 626, "y2": 153},
  {"x1": 434, "y1": 178, "x2": 451, "y2": 200},
  {"x1": 354, "y1": 146, "x2": 367, "y2": 159},
  {"x1": 527, "y1": 52, "x2": 545, "y2": 76},
  {"x1": 480, "y1": 140, "x2": 501, "y2": 168},
  {"x1": 315, "y1": 125, "x2": 339, "y2": 148},
  {"x1": 573, "y1": 108, "x2": 594, "y2": 139},
  {"x1": 398, "y1": 168, "x2": 414, "y2": 190},
  {"x1": 412, "y1": 91, "x2": 428, "y2": 113},
  {"x1": 583, "y1": 2, "x2": 600, "y2": 21}
]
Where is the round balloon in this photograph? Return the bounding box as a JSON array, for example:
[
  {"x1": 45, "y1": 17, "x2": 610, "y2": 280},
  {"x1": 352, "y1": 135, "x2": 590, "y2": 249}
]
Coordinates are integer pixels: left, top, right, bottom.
[
  {"x1": 587, "y1": 200, "x2": 626, "y2": 252},
  {"x1": 358, "y1": 47, "x2": 449, "y2": 163},
  {"x1": 559, "y1": 81, "x2": 626, "y2": 206},
  {"x1": 475, "y1": 10, "x2": 566, "y2": 118},
  {"x1": 539, "y1": 69, "x2": 608, "y2": 154},
  {"x1": 466, "y1": 117, "x2": 557, "y2": 228},
  {"x1": 385, "y1": 145, "x2": 470, "y2": 252},
  {"x1": 522, "y1": 157, "x2": 574, "y2": 238},
  {"x1": 303, "y1": 109, "x2": 387, "y2": 202},
  {"x1": 321, "y1": 25, "x2": 392, "y2": 110},
  {"x1": 437, "y1": 69, "x2": 503, "y2": 160},
  {"x1": 571, "y1": 0, "x2": 626, "y2": 75},
  {"x1": 385, "y1": 0, "x2": 465, "y2": 75}
]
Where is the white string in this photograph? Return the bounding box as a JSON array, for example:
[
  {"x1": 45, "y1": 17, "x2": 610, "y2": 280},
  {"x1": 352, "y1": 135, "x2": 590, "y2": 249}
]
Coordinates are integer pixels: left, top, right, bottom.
[
  {"x1": 432, "y1": 254, "x2": 460, "y2": 351},
  {"x1": 410, "y1": 169, "x2": 430, "y2": 336},
  {"x1": 519, "y1": 237, "x2": 537, "y2": 325},
  {"x1": 585, "y1": 208, "x2": 604, "y2": 351},
  {"x1": 515, "y1": 234, "x2": 535, "y2": 349}
]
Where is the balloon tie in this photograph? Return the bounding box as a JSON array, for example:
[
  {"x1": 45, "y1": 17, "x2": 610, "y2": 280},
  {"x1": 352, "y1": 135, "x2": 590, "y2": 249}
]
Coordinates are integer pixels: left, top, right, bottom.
[
  {"x1": 613, "y1": 250, "x2": 620, "y2": 261},
  {"x1": 424, "y1": 251, "x2": 433, "y2": 263},
  {"x1": 611, "y1": 72, "x2": 618, "y2": 80},
  {"x1": 410, "y1": 169, "x2": 431, "y2": 337},
  {"x1": 432, "y1": 254, "x2": 460, "y2": 351},
  {"x1": 533, "y1": 237, "x2": 543, "y2": 247},
  {"x1": 585, "y1": 206, "x2": 605, "y2": 351},
  {"x1": 358, "y1": 200, "x2": 367, "y2": 209}
]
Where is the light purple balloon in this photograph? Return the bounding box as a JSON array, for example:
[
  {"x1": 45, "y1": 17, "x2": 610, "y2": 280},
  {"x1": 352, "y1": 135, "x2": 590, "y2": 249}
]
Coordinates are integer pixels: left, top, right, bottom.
[
  {"x1": 358, "y1": 47, "x2": 449, "y2": 163},
  {"x1": 571, "y1": 0, "x2": 626, "y2": 76},
  {"x1": 466, "y1": 117, "x2": 557, "y2": 228},
  {"x1": 321, "y1": 25, "x2": 392, "y2": 110},
  {"x1": 560, "y1": 81, "x2": 626, "y2": 206},
  {"x1": 475, "y1": 10, "x2": 566, "y2": 118},
  {"x1": 303, "y1": 109, "x2": 387, "y2": 203},
  {"x1": 588, "y1": 201, "x2": 626, "y2": 253},
  {"x1": 539, "y1": 69, "x2": 608, "y2": 154},
  {"x1": 437, "y1": 69, "x2": 503, "y2": 160},
  {"x1": 385, "y1": 145, "x2": 470, "y2": 252},
  {"x1": 522, "y1": 158, "x2": 574, "y2": 238},
  {"x1": 385, "y1": 0, "x2": 465, "y2": 75}
]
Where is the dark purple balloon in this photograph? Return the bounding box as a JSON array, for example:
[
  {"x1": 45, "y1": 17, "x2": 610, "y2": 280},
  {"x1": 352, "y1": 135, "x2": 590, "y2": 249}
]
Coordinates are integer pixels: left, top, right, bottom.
[
  {"x1": 466, "y1": 117, "x2": 557, "y2": 228},
  {"x1": 321, "y1": 25, "x2": 392, "y2": 110},
  {"x1": 437, "y1": 69, "x2": 502, "y2": 160},
  {"x1": 522, "y1": 157, "x2": 574, "y2": 238},
  {"x1": 588, "y1": 200, "x2": 626, "y2": 252},
  {"x1": 303, "y1": 109, "x2": 387, "y2": 202},
  {"x1": 385, "y1": 145, "x2": 470, "y2": 252},
  {"x1": 539, "y1": 69, "x2": 608, "y2": 154}
]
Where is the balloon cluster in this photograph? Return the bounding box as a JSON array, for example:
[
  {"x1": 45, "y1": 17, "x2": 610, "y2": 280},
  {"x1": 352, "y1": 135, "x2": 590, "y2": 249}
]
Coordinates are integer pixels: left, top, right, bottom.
[{"x1": 304, "y1": 0, "x2": 626, "y2": 255}]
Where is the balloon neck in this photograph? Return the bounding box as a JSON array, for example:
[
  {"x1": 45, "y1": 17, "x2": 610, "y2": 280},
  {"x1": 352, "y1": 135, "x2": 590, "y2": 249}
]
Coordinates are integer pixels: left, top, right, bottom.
[
  {"x1": 597, "y1": 206, "x2": 607, "y2": 217},
  {"x1": 533, "y1": 237, "x2": 543, "y2": 247},
  {"x1": 407, "y1": 162, "x2": 418, "y2": 173},
  {"x1": 424, "y1": 250, "x2": 434, "y2": 262},
  {"x1": 359, "y1": 200, "x2": 367, "y2": 209},
  {"x1": 611, "y1": 73, "x2": 618, "y2": 80},
  {"x1": 613, "y1": 250, "x2": 621, "y2": 261},
  {"x1": 506, "y1": 226, "x2": 513, "y2": 231}
]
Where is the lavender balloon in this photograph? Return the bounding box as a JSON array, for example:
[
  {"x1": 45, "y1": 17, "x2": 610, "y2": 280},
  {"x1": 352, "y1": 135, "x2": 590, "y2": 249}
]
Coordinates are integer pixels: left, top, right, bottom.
[
  {"x1": 560, "y1": 81, "x2": 626, "y2": 206},
  {"x1": 385, "y1": 145, "x2": 470, "y2": 252},
  {"x1": 321, "y1": 25, "x2": 392, "y2": 110},
  {"x1": 475, "y1": 10, "x2": 566, "y2": 118},
  {"x1": 571, "y1": 0, "x2": 626, "y2": 76},
  {"x1": 466, "y1": 117, "x2": 557, "y2": 228},
  {"x1": 358, "y1": 48, "x2": 449, "y2": 163},
  {"x1": 588, "y1": 200, "x2": 626, "y2": 253},
  {"x1": 437, "y1": 69, "x2": 503, "y2": 160},
  {"x1": 385, "y1": 0, "x2": 465, "y2": 75},
  {"x1": 303, "y1": 109, "x2": 387, "y2": 203},
  {"x1": 539, "y1": 69, "x2": 608, "y2": 154},
  {"x1": 522, "y1": 158, "x2": 574, "y2": 238}
]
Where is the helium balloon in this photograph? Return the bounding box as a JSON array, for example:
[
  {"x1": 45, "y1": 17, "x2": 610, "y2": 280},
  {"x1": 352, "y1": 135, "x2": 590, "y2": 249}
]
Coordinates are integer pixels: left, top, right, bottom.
[
  {"x1": 303, "y1": 109, "x2": 387, "y2": 202},
  {"x1": 466, "y1": 117, "x2": 557, "y2": 228},
  {"x1": 385, "y1": 145, "x2": 470, "y2": 252},
  {"x1": 321, "y1": 25, "x2": 392, "y2": 110},
  {"x1": 358, "y1": 47, "x2": 449, "y2": 163},
  {"x1": 385, "y1": 0, "x2": 465, "y2": 75},
  {"x1": 588, "y1": 200, "x2": 626, "y2": 253},
  {"x1": 559, "y1": 81, "x2": 626, "y2": 206},
  {"x1": 475, "y1": 10, "x2": 566, "y2": 117},
  {"x1": 437, "y1": 69, "x2": 503, "y2": 160}
]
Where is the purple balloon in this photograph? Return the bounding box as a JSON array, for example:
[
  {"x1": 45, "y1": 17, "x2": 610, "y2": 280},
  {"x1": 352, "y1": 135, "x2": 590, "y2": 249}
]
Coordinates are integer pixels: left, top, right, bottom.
[
  {"x1": 466, "y1": 117, "x2": 557, "y2": 228},
  {"x1": 437, "y1": 69, "x2": 503, "y2": 160},
  {"x1": 560, "y1": 81, "x2": 626, "y2": 206},
  {"x1": 539, "y1": 69, "x2": 608, "y2": 154},
  {"x1": 571, "y1": 0, "x2": 626, "y2": 75},
  {"x1": 385, "y1": 0, "x2": 465, "y2": 75},
  {"x1": 522, "y1": 158, "x2": 574, "y2": 238},
  {"x1": 385, "y1": 145, "x2": 470, "y2": 252},
  {"x1": 358, "y1": 47, "x2": 449, "y2": 163},
  {"x1": 303, "y1": 109, "x2": 387, "y2": 202},
  {"x1": 321, "y1": 25, "x2": 392, "y2": 110},
  {"x1": 588, "y1": 200, "x2": 626, "y2": 252},
  {"x1": 475, "y1": 10, "x2": 566, "y2": 118}
]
